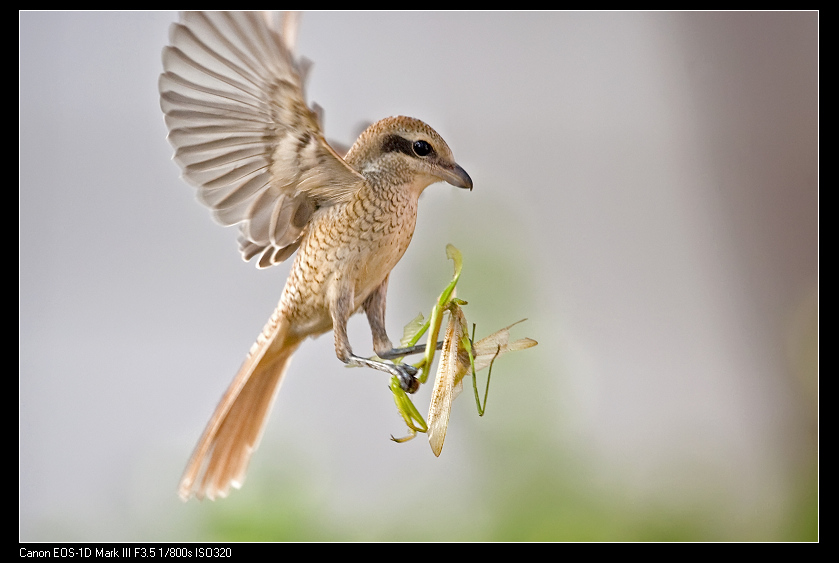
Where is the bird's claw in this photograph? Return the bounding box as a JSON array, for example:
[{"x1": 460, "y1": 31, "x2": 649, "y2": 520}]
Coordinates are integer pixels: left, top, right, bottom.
[
  {"x1": 346, "y1": 354, "x2": 419, "y2": 393},
  {"x1": 393, "y1": 363, "x2": 419, "y2": 394}
]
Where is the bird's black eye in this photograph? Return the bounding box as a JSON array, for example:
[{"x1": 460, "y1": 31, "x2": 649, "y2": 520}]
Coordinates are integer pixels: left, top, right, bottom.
[{"x1": 412, "y1": 140, "x2": 432, "y2": 157}]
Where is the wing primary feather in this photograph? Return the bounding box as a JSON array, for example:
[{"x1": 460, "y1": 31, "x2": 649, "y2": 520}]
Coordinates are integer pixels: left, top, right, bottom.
[{"x1": 161, "y1": 11, "x2": 364, "y2": 269}]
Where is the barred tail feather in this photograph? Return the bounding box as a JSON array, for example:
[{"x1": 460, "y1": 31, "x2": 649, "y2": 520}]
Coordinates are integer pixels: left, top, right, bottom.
[{"x1": 178, "y1": 309, "x2": 301, "y2": 500}]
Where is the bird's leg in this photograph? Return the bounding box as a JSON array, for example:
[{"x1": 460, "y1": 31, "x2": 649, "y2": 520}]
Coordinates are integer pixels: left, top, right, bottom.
[
  {"x1": 334, "y1": 286, "x2": 419, "y2": 393},
  {"x1": 363, "y1": 276, "x2": 395, "y2": 357},
  {"x1": 363, "y1": 278, "x2": 445, "y2": 361}
]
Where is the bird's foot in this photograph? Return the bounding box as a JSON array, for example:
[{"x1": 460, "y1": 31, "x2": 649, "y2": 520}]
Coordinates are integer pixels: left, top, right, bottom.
[
  {"x1": 377, "y1": 341, "x2": 445, "y2": 360},
  {"x1": 347, "y1": 354, "x2": 419, "y2": 393}
]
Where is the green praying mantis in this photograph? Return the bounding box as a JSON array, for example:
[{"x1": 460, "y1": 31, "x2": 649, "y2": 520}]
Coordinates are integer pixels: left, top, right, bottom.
[{"x1": 385, "y1": 244, "x2": 537, "y2": 456}]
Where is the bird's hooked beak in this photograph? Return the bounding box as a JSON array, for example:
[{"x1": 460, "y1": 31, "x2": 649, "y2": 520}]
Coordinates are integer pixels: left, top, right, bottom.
[{"x1": 438, "y1": 162, "x2": 473, "y2": 191}]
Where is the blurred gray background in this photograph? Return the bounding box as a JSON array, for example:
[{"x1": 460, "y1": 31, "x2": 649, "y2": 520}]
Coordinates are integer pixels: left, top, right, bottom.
[{"x1": 20, "y1": 11, "x2": 817, "y2": 541}]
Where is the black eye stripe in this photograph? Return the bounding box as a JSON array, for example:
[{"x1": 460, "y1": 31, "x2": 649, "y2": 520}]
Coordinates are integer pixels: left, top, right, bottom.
[
  {"x1": 381, "y1": 134, "x2": 435, "y2": 158},
  {"x1": 381, "y1": 134, "x2": 414, "y2": 156}
]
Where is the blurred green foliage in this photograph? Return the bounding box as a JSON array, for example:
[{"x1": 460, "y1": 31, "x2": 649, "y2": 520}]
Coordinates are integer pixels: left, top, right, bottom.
[{"x1": 184, "y1": 211, "x2": 816, "y2": 542}]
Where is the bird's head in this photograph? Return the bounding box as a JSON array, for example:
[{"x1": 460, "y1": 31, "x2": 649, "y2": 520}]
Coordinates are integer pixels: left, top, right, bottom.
[{"x1": 345, "y1": 116, "x2": 472, "y2": 194}]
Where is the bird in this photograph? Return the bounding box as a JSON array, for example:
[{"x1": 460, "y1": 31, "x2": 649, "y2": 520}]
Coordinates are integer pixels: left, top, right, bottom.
[{"x1": 159, "y1": 11, "x2": 472, "y2": 500}]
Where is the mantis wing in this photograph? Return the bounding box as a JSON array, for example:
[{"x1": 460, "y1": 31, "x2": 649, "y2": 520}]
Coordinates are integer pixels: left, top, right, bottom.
[{"x1": 427, "y1": 306, "x2": 469, "y2": 457}]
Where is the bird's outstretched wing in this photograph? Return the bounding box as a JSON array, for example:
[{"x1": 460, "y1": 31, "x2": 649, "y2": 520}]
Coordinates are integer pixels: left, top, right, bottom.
[{"x1": 159, "y1": 11, "x2": 363, "y2": 268}]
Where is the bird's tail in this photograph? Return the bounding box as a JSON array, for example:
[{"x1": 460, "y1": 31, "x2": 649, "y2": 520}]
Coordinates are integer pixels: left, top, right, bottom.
[{"x1": 178, "y1": 307, "x2": 302, "y2": 501}]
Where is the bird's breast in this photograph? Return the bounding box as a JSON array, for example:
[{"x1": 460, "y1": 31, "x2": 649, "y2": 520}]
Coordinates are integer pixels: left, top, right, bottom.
[{"x1": 279, "y1": 184, "x2": 419, "y2": 333}]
